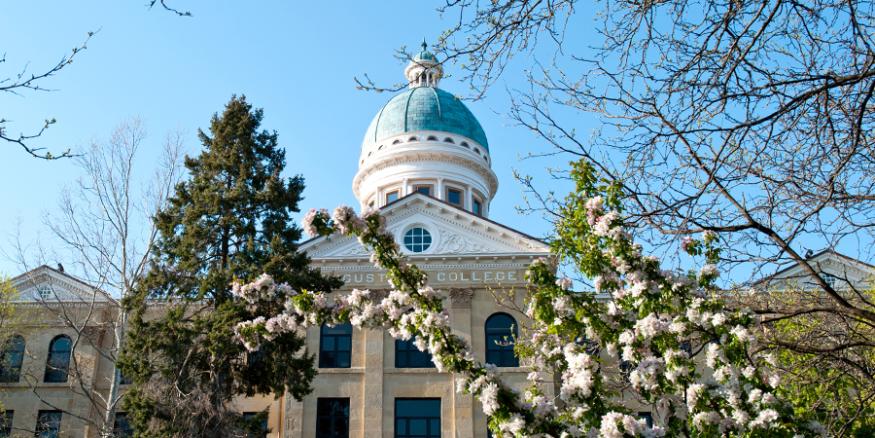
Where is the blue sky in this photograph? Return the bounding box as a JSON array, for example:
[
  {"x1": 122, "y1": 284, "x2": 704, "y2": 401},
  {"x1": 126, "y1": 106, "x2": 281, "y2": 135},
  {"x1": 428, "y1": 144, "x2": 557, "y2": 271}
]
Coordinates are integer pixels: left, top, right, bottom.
[{"x1": 0, "y1": 1, "x2": 586, "y2": 276}]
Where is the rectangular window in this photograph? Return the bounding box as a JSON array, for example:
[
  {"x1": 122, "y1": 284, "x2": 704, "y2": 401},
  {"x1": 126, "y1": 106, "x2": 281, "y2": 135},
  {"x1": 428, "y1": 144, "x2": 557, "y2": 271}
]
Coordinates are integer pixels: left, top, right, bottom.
[
  {"x1": 638, "y1": 412, "x2": 653, "y2": 428},
  {"x1": 113, "y1": 413, "x2": 133, "y2": 438},
  {"x1": 395, "y1": 337, "x2": 434, "y2": 368},
  {"x1": 395, "y1": 398, "x2": 440, "y2": 438},
  {"x1": 319, "y1": 324, "x2": 352, "y2": 368},
  {"x1": 414, "y1": 185, "x2": 432, "y2": 196},
  {"x1": 242, "y1": 412, "x2": 269, "y2": 438},
  {"x1": 0, "y1": 411, "x2": 12, "y2": 438},
  {"x1": 446, "y1": 188, "x2": 463, "y2": 207},
  {"x1": 472, "y1": 199, "x2": 482, "y2": 216},
  {"x1": 316, "y1": 398, "x2": 350, "y2": 438},
  {"x1": 386, "y1": 191, "x2": 400, "y2": 204},
  {"x1": 118, "y1": 369, "x2": 133, "y2": 385},
  {"x1": 36, "y1": 410, "x2": 61, "y2": 438}
]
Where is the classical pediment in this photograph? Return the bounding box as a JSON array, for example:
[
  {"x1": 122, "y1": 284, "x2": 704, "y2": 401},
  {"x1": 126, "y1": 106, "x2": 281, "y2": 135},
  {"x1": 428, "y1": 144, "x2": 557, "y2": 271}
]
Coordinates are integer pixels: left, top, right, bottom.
[
  {"x1": 9, "y1": 265, "x2": 112, "y2": 303},
  {"x1": 756, "y1": 250, "x2": 875, "y2": 291},
  {"x1": 301, "y1": 194, "x2": 549, "y2": 260}
]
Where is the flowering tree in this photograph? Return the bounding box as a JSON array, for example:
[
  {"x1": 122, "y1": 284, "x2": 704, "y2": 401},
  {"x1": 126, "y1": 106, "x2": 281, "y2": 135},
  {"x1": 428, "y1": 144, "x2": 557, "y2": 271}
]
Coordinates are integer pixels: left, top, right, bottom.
[{"x1": 233, "y1": 160, "x2": 820, "y2": 437}]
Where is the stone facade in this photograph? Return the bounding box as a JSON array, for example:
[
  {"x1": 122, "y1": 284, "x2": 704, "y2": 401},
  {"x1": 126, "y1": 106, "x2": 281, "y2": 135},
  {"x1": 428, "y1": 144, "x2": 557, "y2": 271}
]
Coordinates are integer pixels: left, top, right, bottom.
[{"x1": 0, "y1": 267, "x2": 282, "y2": 437}]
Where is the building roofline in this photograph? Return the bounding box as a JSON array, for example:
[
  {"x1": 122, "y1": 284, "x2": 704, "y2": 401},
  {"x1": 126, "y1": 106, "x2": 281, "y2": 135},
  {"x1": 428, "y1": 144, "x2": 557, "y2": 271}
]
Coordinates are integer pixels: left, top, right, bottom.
[
  {"x1": 752, "y1": 249, "x2": 875, "y2": 285},
  {"x1": 300, "y1": 192, "x2": 548, "y2": 251}
]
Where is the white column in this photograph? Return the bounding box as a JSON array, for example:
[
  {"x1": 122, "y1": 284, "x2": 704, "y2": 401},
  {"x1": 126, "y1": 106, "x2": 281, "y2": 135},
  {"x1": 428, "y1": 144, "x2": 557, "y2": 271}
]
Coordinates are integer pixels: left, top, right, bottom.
[
  {"x1": 436, "y1": 178, "x2": 445, "y2": 202},
  {"x1": 465, "y1": 186, "x2": 472, "y2": 211}
]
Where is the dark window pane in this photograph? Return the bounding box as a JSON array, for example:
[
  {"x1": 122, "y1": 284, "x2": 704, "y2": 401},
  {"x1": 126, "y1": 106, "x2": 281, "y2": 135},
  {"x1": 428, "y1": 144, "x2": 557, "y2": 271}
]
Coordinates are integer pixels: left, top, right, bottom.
[
  {"x1": 485, "y1": 313, "x2": 519, "y2": 367},
  {"x1": 396, "y1": 419, "x2": 405, "y2": 435},
  {"x1": 113, "y1": 413, "x2": 133, "y2": 437},
  {"x1": 44, "y1": 335, "x2": 72, "y2": 383},
  {"x1": 638, "y1": 412, "x2": 653, "y2": 428},
  {"x1": 0, "y1": 411, "x2": 12, "y2": 437},
  {"x1": 241, "y1": 412, "x2": 268, "y2": 438},
  {"x1": 395, "y1": 399, "x2": 440, "y2": 438},
  {"x1": 472, "y1": 200, "x2": 482, "y2": 216},
  {"x1": 320, "y1": 324, "x2": 352, "y2": 369},
  {"x1": 36, "y1": 410, "x2": 61, "y2": 438},
  {"x1": 395, "y1": 338, "x2": 434, "y2": 368},
  {"x1": 386, "y1": 191, "x2": 399, "y2": 203},
  {"x1": 415, "y1": 186, "x2": 432, "y2": 196},
  {"x1": 0, "y1": 335, "x2": 25, "y2": 383},
  {"x1": 446, "y1": 189, "x2": 462, "y2": 206},
  {"x1": 316, "y1": 398, "x2": 349, "y2": 438}
]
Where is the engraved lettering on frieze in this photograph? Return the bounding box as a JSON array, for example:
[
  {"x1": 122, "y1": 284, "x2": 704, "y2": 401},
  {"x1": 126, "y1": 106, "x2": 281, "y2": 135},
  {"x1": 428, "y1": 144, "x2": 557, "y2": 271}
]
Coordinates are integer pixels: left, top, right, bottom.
[{"x1": 334, "y1": 268, "x2": 522, "y2": 286}]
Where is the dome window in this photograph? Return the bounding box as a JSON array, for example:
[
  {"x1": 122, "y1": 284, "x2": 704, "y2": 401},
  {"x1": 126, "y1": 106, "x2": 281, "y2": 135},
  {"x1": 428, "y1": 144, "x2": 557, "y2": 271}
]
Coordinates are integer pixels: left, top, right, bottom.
[
  {"x1": 474, "y1": 147, "x2": 480, "y2": 155},
  {"x1": 378, "y1": 145, "x2": 384, "y2": 150},
  {"x1": 393, "y1": 139, "x2": 402, "y2": 145},
  {"x1": 414, "y1": 185, "x2": 433, "y2": 196},
  {"x1": 460, "y1": 141, "x2": 469, "y2": 147},
  {"x1": 472, "y1": 198, "x2": 483, "y2": 216},
  {"x1": 446, "y1": 188, "x2": 463, "y2": 208},
  {"x1": 408, "y1": 136, "x2": 418, "y2": 142},
  {"x1": 427, "y1": 136, "x2": 438, "y2": 141},
  {"x1": 444, "y1": 137, "x2": 454, "y2": 144},
  {"x1": 403, "y1": 227, "x2": 432, "y2": 253}
]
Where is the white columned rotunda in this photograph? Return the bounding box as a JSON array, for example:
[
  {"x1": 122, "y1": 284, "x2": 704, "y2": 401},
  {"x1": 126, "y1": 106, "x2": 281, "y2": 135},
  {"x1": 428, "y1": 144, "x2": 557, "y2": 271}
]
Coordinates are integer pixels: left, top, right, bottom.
[{"x1": 353, "y1": 43, "x2": 498, "y2": 217}]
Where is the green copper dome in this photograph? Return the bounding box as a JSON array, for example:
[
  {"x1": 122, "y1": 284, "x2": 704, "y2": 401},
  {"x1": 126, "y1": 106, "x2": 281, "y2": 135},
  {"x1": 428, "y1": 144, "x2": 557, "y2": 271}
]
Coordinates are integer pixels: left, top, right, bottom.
[{"x1": 364, "y1": 86, "x2": 489, "y2": 150}]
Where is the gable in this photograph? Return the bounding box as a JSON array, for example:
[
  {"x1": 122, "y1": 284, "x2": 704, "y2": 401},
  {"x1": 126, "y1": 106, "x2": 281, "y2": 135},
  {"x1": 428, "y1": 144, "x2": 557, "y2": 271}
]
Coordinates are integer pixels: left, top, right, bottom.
[
  {"x1": 301, "y1": 194, "x2": 549, "y2": 260},
  {"x1": 9, "y1": 265, "x2": 112, "y2": 303},
  {"x1": 757, "y1": 251, "x2": 875, "y2": 291}
]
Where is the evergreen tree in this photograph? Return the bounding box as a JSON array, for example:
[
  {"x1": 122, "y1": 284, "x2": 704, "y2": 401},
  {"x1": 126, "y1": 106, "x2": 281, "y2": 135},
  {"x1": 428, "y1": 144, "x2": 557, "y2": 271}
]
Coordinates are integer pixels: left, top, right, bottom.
[{"x1": 120, "y1": 95, "x2": 339, "y2": 437}]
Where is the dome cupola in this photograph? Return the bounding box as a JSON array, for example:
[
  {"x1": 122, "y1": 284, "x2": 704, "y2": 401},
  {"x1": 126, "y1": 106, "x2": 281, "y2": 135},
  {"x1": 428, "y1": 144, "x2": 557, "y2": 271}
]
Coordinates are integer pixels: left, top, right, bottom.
[
  {"x1": 353, "y1": 43, "x2": 498, "y2": 217},
  {"x1": 405, "y1": 41, "x2": 443, "y2": 88}
]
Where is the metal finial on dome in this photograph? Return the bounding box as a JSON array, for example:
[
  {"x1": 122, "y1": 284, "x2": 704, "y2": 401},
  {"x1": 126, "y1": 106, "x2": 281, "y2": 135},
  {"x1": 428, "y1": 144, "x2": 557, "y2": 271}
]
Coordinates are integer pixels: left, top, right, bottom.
[{"x1": 421, "y1": 39, "x2": 428, "y2": 51}]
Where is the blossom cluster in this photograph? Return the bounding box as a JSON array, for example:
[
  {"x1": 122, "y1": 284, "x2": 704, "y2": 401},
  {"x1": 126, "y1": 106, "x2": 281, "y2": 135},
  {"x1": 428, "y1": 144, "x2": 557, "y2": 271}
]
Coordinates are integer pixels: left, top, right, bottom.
[{"x1": 230, "y1": 180, "x2": 817, "y2": 437}]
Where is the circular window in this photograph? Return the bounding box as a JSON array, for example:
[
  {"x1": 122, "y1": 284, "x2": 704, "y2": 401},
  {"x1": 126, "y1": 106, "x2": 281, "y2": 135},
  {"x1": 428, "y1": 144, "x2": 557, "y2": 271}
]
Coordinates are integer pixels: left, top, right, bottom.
[{"x1": 403, "y1": 227, "x2": 432, "y2": 253}]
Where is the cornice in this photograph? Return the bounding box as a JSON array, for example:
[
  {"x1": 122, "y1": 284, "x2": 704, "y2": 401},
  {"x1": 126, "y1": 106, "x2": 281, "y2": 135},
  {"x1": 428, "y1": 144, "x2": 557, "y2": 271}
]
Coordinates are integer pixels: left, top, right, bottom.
[{"x1": 352, "y1": 150, "x2": 498, "y2": 199}]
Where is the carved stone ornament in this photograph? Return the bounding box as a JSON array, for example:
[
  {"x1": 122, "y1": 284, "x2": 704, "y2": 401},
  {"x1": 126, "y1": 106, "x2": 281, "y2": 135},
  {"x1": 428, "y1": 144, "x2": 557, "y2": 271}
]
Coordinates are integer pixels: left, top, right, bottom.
[
  {"x1": 435, "y1": 232, "x2": 490, "y2": 253},
  {"x1": 449, "y1": 288, "x2": 474, "y2": 308}
]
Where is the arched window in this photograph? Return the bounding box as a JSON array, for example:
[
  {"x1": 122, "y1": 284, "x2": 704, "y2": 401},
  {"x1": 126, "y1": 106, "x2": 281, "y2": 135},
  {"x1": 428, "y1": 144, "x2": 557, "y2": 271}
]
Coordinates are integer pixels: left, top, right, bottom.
[
  {"x1": 44, "y1": 335, "x2": 72, "y2": 383},
  {"x1": 485, "y1": 313, "x2": 518, "y2": 367},
  {"x1": 319, "y1": 324, "x2": 352, "y2": 368},
  {"x1": 0, "y1": 335, "x2": 25, "y2": 383}
]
